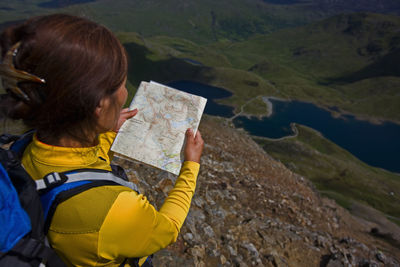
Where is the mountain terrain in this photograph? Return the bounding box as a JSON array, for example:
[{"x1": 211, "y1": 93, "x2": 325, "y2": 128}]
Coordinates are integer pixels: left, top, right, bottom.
[
  {"x1": 114, "y1": 115, "x2": 400, "y2": 266},
  {"x1": 1, "y1": 1, "x2": 399, "y2": 122},
  {"x1": 0, "y1": 2, "x2": 400, "y2": 265},
  {"x1": 2, "y1": 0, "x2": 400, "y2": 42}
]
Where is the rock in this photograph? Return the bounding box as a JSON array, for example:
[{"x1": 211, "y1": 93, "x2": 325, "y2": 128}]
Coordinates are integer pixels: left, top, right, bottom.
[
  {"x1": 205, "y1": 190, "x2": 216, "y2": 205},
  {"x1": 220, "y1": 254, "x2": 227, "y2": 265},
  {"x1": 314, "y1": 235, "x2": 328, "y2": 248},
  {"x1": 114, "y1": 116, "x2": 400, "y2": 266},
  {"x1": 326, "y1": 259, "x2": 344, "y2": 267},
  {"x1": 265, "y1": 250, "x2": 287, "y2": 267},
  {"x1": 183, "y1": 232, "x2": 193, "y2": 242},
  {"x1": 358, "y1": 259, "x2": 370, "y2": 267},
  {"x1": 241, "y1": 243, "x2": 260, "y2": 258},
  {"x1": 206, "y1": 240, "x2": 219, "y2": 257},
  {"x1": 193, "y1": 196, "x2": 205, "y2": 208},
  {"x1": 203, "y1": 224, "x2": 215, "y2": 238},
  {"x1": 188, "y1": 209, "x2": 206, "y2": 222},
  {"x1": 375, "y1": 251, "x2": 386, "y2": 263},
  {"x1": 155, "y1": 178, "x2": 174, "y2": 195},
  {"x1": 233, "y1": 256, "x2": 249, "y2": 267},
  {"x1": 191, "y1": 245, "x2": 205, "y2": 260},
  {"x1": 227, "y1": 245, "x2": 238, "y2": 256}
]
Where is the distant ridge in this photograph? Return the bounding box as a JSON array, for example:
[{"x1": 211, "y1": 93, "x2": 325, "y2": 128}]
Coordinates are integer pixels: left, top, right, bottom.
[{"x1": 38, "y1": 0, "x2": 97, "y2": 9}]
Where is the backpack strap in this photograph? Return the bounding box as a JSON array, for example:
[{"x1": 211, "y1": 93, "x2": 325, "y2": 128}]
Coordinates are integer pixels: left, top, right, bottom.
[
  {"x1": 35, "y1": 168, "x2": 140, "y2": 234},
  {"x1": 36, "y1": 169, "x2": 138, "y2": 192},
  {"x1": 9, "y1": 130, "x2": 35, "y2": 158},
  {"x1": 9, "y1": 237, "x2": 66, "y2": 267}
]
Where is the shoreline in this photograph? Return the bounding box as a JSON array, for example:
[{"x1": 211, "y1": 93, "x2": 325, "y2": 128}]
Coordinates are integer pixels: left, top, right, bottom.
[
  {"x1": 251, "y1": 123, "x2": 299, "y2": 141},
  {"x1": 232, "y1": 95, "x2": 400, "y2": 126}
]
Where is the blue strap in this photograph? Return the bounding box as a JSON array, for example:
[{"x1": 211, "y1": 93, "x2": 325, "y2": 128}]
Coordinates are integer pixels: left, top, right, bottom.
[
  {"x1": 40, "y1": 180, "x2": 91, "y2": 221},
  {"x1": 0, "y1": 163, "x2": 31, "y2": 253},
  {"x1": 10, "y1": 130, "x2": 35, "y2": 156}
]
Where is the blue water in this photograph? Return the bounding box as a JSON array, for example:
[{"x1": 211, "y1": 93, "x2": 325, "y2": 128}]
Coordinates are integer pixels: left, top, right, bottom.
[
  {"x1": 169, "y1": 81, "x2": 400, "y2": 173},
  {"x1": 181, "y1": 58, "x2": 204, "y2": 66},
  {"x1": 233, "y1": 100, "x2": 400, "y2": 173}
]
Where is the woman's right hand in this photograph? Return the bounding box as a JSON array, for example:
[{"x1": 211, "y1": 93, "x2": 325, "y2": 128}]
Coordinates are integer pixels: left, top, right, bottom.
[{"x1": 184, "y1": 129, "x2": 204, "y2": 163}]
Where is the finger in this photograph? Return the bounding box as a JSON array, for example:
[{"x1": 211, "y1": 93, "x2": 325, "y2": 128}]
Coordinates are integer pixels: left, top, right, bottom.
[
  {"x1": 129, "y1": 108, "x2": 138, "y2": 117},
  {"x1": 186, "y1": 128, "x2": 194, "y2": 140},
  {"x1": 121, "y1": 108, "x2": 130, "y2": 113},
  {"x1": 194, "y1": 130, "x2": 203, "y2": 142},
  {"x1": 123, "y1": 109, "x2": 138, "y2": 119}
]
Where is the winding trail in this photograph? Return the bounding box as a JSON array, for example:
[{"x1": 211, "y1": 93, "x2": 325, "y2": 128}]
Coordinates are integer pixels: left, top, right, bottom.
[
  {"x1": 227, "y1": 95, "x2": 268, "y2": 121},
  {"x1": 227, "y1": 95, "x2": 299, "y2": 141}
]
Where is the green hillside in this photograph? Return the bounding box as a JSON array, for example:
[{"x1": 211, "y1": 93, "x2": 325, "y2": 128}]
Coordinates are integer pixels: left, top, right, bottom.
[
  {"x1": 211, "y1": 12, "x2": 400, "y2": 122},
  {"x1": 2, "y1": 0, "x2": 400, "y2": 43},
  {"x1": 254, "y1": 124, "x2": 400, "y2": 224},
  {"x1": 115, "y1": 12, "x2": 400, "y2": 122},
  {"x1": 0, "y1": 0, "x2": 316, "y2": 43}
]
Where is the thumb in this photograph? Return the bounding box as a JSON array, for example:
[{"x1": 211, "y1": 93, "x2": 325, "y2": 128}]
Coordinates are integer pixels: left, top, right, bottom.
[{"x1": 127, "y1": 108, "x2": 138, "y2": 119}]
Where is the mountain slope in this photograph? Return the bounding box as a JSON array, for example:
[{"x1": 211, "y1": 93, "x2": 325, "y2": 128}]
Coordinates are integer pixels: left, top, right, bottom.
[
  {"x1": 114, "y1": 116, "x2": 400, "y2": 266},
  {"x1": 216, "y1": 12, "x2": 400, "y2": 122},
  {"x1": 2, "y1": 0, "x2": 400, "y2": 43}
]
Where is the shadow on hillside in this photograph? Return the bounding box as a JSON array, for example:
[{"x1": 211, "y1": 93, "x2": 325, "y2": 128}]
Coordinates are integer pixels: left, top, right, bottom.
[
  {"x1": 321, "y1": 48, "x2": 400, "y2": 85},
  {"x1": 124, "y1": 42, "x2": 213, "y2": 87},
  {"x1": 0, "y1": 20, "x2": 24, "y2": 32},
  {"x1": 261, "y1": 0, "x2": 301, "y2": 4}
]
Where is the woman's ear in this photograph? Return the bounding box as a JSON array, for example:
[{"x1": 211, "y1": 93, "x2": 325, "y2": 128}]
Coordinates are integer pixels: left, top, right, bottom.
[{"x1": 95, "y1": 96, "x2": 109, "y2": 117}]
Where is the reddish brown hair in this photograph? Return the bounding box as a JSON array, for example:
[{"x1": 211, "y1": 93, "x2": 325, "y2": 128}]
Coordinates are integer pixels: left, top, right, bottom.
[{"x1": 0, "y1": 14, "x2": 127, "y2": 144}]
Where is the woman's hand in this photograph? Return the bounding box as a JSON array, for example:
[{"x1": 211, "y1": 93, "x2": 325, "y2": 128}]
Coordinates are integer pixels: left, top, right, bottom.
[
  {"x1": 113, "y1": 108, "x2": 138, "y2": 132},
  {"x1": 184, "y1": 128, "x2": 204, "y2": 163}
]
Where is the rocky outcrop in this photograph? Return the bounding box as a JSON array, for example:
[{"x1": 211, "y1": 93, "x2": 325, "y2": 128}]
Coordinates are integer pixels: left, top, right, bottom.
[{"x1": 113, "y1": 116, "x2": 400, "y2": 266}]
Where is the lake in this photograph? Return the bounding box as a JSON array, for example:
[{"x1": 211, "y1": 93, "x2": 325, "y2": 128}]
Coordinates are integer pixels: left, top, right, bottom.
[{"x1": 169, "y1": 80, "x2": 400, "y2": 173}]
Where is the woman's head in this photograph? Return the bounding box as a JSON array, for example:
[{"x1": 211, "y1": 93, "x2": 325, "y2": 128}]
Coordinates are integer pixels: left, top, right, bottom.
[{"x1": 0, "y1": 14, "x2": 128, "y2": 144}]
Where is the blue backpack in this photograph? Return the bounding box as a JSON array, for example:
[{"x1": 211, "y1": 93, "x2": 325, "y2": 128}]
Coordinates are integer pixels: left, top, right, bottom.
[{"x1": 0, "y1": 132, "x2": 139, "y2": 267}]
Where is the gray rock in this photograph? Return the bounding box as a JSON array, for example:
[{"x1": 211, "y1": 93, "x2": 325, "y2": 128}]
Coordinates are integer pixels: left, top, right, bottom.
[
  {"x1": 375, "y1": 251, "x2": 386, "y2": 263},
  {"x1": 326, "y1": 259, "x2": 344, "y2": 267},
  {"x1": 188, "y1": 209, "x2": 206, "y2": 222},
  {"x1": 265, "y1": 250, "x2": 288, "y2": 267},
  {"x1": 205, "y1": 190, "x2": 216, "y2": 205},
  {"x1": 227, "y1": 245, "x2": 238, "y2": 256},
  {"x1": 233, "y1": 256, "x2": 249, "y2": 267},
  {"x1": 183, "y1": 232, "x2": 193, "y2": 241},
  {"x1": 190, "y1": 245, "x2": 205, "y2": 259},
  {"x1": 203, "y1": 224, "x2": 215, "y2": 238},
  {"x1": 241, "y1": 243, "x2": 260, "y2": 259},
  {"x1": 193, "y1": 196, "x2": 205, "y2": 208}
]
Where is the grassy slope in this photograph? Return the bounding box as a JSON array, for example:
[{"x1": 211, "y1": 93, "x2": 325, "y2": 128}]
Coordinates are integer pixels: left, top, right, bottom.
[
  {"x1": 1, "y1": 2, "x2": 399, "y2": 121},
  {"x1": 214, "y1": 12, "x2": 400, "y2": 122},
  {"x1": 0, "y1": 0, "x2": 323, "y2": 44},
  {"x1": 115, "y1": 32, "x2": 278, "y2": 112},
  {"x1": 254, "y1": 124, "x2": 400, "y2": 222},
  {"x1": 119, "y1": 12, "x2": 400, "y2": 123}
]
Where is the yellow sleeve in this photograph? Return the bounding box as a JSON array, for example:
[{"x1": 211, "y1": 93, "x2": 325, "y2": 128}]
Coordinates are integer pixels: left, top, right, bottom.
[
  {"x1": 98, "y1": 161, "x2": 200, "y2": 260},
  {"x1": 97, "y1": 131, "x2": 117, "y2": 162}
]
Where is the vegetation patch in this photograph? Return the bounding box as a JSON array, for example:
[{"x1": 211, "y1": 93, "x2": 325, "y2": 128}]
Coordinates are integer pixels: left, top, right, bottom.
[{"x1": 254, "y1": 124, "x2": 400, "y2": 224}]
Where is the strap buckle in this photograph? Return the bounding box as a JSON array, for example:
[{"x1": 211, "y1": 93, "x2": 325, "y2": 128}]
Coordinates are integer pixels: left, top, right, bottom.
[{"x1": 43, "y1": 172, "x2": 67, "y2": 188}]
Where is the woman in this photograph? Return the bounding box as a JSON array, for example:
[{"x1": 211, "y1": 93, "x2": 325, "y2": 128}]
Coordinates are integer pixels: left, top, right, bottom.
[{"x1": 0, "y1": 14, "x2": 203, "y2": 266}]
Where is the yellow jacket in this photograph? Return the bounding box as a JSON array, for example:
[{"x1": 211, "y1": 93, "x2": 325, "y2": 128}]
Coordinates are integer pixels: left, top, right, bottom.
[{"x1": 22, "y1": 131, "x2": 200, "y2": 266}]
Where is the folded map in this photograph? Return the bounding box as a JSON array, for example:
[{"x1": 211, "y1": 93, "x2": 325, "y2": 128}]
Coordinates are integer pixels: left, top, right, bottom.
[{"x1": 111, "y1": 81, "x2": 207, "y2": 175}]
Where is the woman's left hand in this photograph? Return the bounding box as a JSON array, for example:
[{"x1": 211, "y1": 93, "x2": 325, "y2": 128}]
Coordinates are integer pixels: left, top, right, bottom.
[{"x1": 113, "y1": 108, "x2": 138, "y2": 132}]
